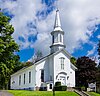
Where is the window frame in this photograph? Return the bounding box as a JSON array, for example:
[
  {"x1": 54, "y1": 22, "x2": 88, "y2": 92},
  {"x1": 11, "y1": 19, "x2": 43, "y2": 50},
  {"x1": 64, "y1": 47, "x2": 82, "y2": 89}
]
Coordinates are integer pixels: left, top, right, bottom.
[
  {"x1": 24, "y1": 73, "x2": 25, "y2": 84},
  {"x1": 29, "y1": 71, "x2": 31, "y2": 83},
  {"x1": 41, "y1": 69, "x2": 44, "y2": 82},
  {"x1": 52, "y1": 35, "x2": 54, "y2": 43},
  {"x1": 60, "y1": 57, "x2": 65, "y2": 70},
  {"x1": 19, "y1": 75, "x2": 21, "y2": 86},
  {"x1": 60, "y1": 34, "x2": 62, "y2": 42},
  {"x1": 49, "y1": 84, "x2": 52, "y2": 89}
]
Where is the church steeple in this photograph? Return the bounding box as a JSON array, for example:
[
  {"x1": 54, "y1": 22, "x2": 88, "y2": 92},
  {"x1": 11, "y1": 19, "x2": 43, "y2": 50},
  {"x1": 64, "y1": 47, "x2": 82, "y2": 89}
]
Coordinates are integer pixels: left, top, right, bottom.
[
  {"x1": 54, "y1": 9, "x2": 63, "y2": 31},
  {"x1": 50, "y1": 9, "x2": 66, "y2": 53}
]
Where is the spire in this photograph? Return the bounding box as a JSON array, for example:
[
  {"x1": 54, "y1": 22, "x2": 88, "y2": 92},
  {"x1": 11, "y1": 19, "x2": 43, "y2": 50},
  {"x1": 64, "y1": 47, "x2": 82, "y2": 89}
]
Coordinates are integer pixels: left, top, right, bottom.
[{"x1": 54, "y1": 9, "x2": 63, "y2": 31}]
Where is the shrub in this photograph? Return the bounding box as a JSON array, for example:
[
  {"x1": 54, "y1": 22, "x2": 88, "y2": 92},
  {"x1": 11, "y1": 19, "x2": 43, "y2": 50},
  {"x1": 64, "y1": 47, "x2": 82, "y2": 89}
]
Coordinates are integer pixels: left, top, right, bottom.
[
  {"x1": 81, "y1": 86, "x2": 85, "y2": 91},
  {"x1": 54, "y1": 82, "x2": 67, "y2": 91},
  {"x1": 55, "y1": 82, "x2": 61, "y2": 87},
  {"x1": 39, "y1": 87, "x2": 47, "y2": 91},
  {"x1": 60, "y1": 86, "x2": 67, "y2": 91},
  {"x1": 54, "y1": 86, "x2": 67, "y2": 91}
]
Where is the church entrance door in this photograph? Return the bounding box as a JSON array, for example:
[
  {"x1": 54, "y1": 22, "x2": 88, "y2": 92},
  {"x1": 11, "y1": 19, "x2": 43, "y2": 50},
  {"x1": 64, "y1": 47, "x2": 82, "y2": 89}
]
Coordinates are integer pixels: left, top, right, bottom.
[{"x1": 59, "y1": 76, "x2": 66, "y2": 85}]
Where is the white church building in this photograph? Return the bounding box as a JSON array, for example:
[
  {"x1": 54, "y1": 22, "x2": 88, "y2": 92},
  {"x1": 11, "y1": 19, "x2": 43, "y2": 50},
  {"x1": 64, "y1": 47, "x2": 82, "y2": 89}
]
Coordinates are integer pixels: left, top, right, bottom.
[{"x1": 10, "y1": 9, "x2": 77, "y2": 91}]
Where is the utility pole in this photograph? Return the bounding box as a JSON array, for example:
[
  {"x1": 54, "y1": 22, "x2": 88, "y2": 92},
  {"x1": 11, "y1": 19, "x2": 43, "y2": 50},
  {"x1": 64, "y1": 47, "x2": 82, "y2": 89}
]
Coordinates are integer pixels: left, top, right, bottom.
[{"x1": 53, "y1": 86, "x2": 55, "y2": 96}]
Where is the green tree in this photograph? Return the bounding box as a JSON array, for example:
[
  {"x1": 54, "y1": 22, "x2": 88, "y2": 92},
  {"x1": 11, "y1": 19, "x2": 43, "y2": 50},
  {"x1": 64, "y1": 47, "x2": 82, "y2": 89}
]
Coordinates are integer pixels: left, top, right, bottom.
[
  {"x1": 96, "y1": 40, "x2": 100, "y2": 93},
  {"x1": 97, "y1": 40, "x2": 100, "y2": 67},
  {"x1": 70, "y1": 57, "x2": 76, "y2": 65},
  {"x1": 76, "y1": 56, "x2": 97, "y2": 90},
  {"x1": 35, "y1": 50, "x2": 43, "y2": 61},
  {"x1": 0, "y1": 10, "x2": 20, "y2": 89}
]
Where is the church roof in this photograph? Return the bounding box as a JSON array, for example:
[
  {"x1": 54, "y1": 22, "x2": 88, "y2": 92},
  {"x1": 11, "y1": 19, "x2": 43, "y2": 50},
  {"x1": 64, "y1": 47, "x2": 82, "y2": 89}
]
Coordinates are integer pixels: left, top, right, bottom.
[
  {"x1": 11, "y1": 49, "x2": 77, "y2": 76},
  {"x1": 32, "y1": 49, "x2": 72, "y2": 65}
]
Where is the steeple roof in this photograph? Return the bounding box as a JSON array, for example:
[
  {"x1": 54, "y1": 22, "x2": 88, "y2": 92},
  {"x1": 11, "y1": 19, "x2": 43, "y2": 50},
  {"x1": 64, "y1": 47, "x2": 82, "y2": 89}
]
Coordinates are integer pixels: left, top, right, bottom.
[{"x1": 54, "y1": 9, "x2": 63, "y2": 31}]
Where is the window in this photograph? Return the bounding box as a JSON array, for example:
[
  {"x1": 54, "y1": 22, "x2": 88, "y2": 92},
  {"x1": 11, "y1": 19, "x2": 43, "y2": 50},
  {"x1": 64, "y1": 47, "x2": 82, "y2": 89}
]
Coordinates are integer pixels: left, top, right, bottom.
[
  {"x1": 56, "y1": 34, "x2": 58, "y2": 42},
  {"x1": 49, "y1": 84, "x2": 52, "y2": 89},
  {"x1": 24, "y1": 73, "x2": 25, "y2": 84},
  {"x1": 12, "y1": 81, "x2": 15, "y2": 84},
  {"x1": 50, "y1": 75, "x2": 52, "y2": 81},
  {"x1": 19, "y1": 75, "x2": 21, "y2": 85},
  {"x1": 52, "y1": 35, "x2": 54, "y2": 43},
  {"x1": 29, "y1": 71, "x2": 31, "y2": 83},
  {"x1": 41, "y1": 69, "x2": 44, "y2": 82},
  {"x1": 60, "y1": 57, "x2": 65, "y2": 69},
  {"x1": 60, "y1": 34, "x2": 62, "y2": 42}
]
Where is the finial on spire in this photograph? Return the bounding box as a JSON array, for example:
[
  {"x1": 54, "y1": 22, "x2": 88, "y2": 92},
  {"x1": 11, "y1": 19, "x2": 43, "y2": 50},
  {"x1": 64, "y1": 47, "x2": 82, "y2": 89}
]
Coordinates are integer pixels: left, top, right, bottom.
[
  {"x1": 54, "y1": 0, "x2": 60, "y2": 28},
  {"x1": 56, "y1": 0, "x2": 59, "y2": 12},
  {"x1": 54, "y1": 9, "x2": 61, "y2": 28}
]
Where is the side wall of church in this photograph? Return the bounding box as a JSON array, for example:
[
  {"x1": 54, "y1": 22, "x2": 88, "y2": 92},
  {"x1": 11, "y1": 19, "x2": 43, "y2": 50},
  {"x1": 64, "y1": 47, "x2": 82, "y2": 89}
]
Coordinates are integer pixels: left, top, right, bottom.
[
  {"x1": 48, "y1": 55, "x2": 54, "y2": 81},
  {"x1": 35, "y1": 56, "x2": 54, "y2": 89},
  {"x1": 11, "y1": 65, "x2": 35, "y2": 90},
  {"x1": 35, "y1": 60, "x2": 48, "y2": 88},
  {"x1": 68, "y1": 66, "x2": 75, "y2": 87}
]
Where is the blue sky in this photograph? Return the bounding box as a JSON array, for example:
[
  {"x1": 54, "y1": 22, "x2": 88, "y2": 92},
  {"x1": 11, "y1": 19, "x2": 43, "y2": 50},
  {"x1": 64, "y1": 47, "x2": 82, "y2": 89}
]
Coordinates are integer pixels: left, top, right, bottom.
[{"x1": 0, "y1": 0, "x2": 100, "y2": 62}]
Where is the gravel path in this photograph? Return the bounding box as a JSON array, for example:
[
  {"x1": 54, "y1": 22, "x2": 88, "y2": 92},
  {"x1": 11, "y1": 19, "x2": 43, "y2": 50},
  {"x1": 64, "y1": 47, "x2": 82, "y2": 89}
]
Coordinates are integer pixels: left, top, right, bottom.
[{"x1": 0, "y1": 90, "x2": 13, "y2": 96}]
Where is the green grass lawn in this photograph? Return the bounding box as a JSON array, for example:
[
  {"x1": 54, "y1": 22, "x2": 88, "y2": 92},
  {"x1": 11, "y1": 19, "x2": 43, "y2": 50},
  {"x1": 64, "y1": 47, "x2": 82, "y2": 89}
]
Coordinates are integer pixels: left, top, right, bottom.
[
  {"x1": 87, "y1": 92, "x2": 100, "y2": 96},
  {"x1": 8, "y1": 90, "x2": 79, "y2": 96}
]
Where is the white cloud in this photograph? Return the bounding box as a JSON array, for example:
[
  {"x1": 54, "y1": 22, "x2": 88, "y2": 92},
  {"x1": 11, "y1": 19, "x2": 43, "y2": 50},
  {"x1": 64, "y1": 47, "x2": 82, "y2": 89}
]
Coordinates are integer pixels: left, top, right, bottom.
[
  {"x1": 1, "y1": 0, "x2": 100, "y2": 57},
  {"x1": 0, "y1": 0, "x2": 47, "y2": 49},
  {"x1": 87, "y1": 46, "x2": 96, "y2": 56},
  {"x1": 57, "y1": 0, "x2": 100, "y2": 53},
  {"x1": 97, "y1": 35, "x2": 100, "y2": 39}
]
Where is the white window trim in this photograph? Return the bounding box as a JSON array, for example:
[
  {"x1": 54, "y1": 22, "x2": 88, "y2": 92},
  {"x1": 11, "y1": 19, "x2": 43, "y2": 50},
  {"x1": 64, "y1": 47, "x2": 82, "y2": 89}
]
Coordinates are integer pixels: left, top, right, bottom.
[{"x1": 60, "y1": 57, "x2": 65, "y2": 70}]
